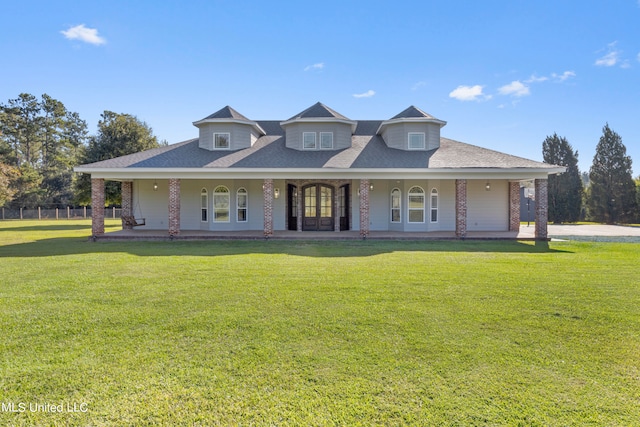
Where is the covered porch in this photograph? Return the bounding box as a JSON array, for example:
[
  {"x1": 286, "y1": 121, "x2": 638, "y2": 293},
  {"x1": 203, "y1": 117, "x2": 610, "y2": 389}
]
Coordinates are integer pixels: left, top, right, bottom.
[{"x1": 88, "y1": 176, "x2": 550, "y2": 241}]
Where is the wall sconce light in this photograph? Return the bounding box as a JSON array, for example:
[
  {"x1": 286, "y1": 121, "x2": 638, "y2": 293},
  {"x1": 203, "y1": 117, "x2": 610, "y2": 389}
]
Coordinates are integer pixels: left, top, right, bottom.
[
  {"x1": 153, "y1": 181, "x2": 158, "y2": 191},
  {"x1": 485, "y1": 182, "x2": 491, "y2": 191},
  {"x1": 274, "y1": 188, "x2": 280, "y2": 199},
  {"x1": 370, "y1": 183, "x2": 374, "y2": 191}
]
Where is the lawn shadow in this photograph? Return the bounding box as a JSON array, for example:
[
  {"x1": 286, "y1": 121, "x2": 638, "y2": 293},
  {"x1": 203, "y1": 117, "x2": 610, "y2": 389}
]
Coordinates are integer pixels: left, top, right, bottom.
[{"x1": 0, "y1": 236, "x2": 572, "y2": 258}]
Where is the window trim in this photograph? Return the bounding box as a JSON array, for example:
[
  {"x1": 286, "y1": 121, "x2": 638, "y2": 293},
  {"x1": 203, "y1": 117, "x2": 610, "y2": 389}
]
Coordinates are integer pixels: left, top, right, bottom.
[
  {"x1": 214, "y1": 132, "x2": 231, "y2": 150},
  {"x1": 213, "y1": 185, "x2": 230, "y2": 223},
  {"x1": 390, "y1": 188, "x2": 401, "y2": 223},
  {"x1": 408, "y1": 132, "x2": 426, "y2": 150},
  {"x1": 200, "y1": 188, "x2": 208, "y2": 222},
  {"x1": 408, "y1": 186, "x2": 425, "y2": 223},
  {"x1": 430, "y1": 188, "x2": 438, "y2": 223},
  {"x1": 236, "y1": 187, "x2": 248, "y2": 223},
  {"x1": 303, "y1": 132, "x2": 317, "y2": 150},
  {"x1": 320, "y1": 132, "x2": 334, "y2": 149}
]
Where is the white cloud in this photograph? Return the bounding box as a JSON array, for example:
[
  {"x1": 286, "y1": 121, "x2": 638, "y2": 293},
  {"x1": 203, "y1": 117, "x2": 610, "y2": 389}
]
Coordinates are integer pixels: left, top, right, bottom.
[
  {"x1": 448, "y1": 85, "x2": 488, "y2": 101},
  {"x1": 525, "y1": 75, "x2": 548, "y2": 83},
  {"x1": 498, "y1": 80, "x2": 530, "y2": 97},
  {"x1": 352, "y1": 90, "x2": 375, "y2": 98},
  {"x1": 304, "y1": 62, "x2": 324, "y2": 71},
  {"x1": 61, "y1": 24, "x2": 106, "y2": 45},
  {"x1": 411, "y1": 81, "x2": 427, "y2": 91},
  {"x1": 595, "y1": 42, "x2": 621, "y2": 67},
  {"x1": 552, "y1": 71, "x2": 576, "y2": 81}
]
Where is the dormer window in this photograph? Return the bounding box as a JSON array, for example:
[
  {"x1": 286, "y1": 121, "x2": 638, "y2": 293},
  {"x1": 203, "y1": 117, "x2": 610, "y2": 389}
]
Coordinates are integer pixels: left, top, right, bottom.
[
  {"x1": 303, "y1": 132, "x2": 317, "y2": 149},
  {"x1": 408, "y1": 132, "x2": 426, "y2": 150},
  {"x1": 214, "y1": 133, "x2": 230, "y2": 150},
  {"x1": 320, "y1": 132, "x2": 334, "y2": 149}
]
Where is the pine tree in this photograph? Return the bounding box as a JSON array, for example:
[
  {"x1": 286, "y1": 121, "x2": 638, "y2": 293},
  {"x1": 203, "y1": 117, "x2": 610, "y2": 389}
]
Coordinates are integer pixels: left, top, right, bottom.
[
  {"x1": 587, "y1": 124, "x2": 637, "y2": 224},
  {"x1": 542, "y1": 133, "x2": 583, "y2": 223}
]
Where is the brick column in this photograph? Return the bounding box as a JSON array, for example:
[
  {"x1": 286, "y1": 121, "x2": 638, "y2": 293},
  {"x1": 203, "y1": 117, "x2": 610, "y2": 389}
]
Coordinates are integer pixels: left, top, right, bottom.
[
  {"x1": 91, "y1": 178, "x2": 105, "y2": 237},
  {"x1": 263, "y1": 179, "x2": 274, "y2": 237},
  {"x1": 455, "y1": 179, "x2": 467, "y2": 238},
  {"x1": 535, "y1": 178, "x2": 548, "y2": 240},
  {"x1": 168, "y1": 179, "x2": 180, "y2": 237},
  {"x1": 359, "y1": 179, "x2": 370, "y2": 238},
  {"x1": 121, "y1": 181, "x2": 133, "y2": 230},
  {"x1": 509, "y1": 181, "x2": 521, "y2": 232}
]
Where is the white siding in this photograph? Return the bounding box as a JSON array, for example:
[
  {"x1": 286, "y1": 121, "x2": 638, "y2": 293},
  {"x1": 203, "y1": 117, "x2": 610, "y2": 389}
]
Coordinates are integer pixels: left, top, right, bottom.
[
  {"x1": 381, "y1": 122, "x2": 441, "y2": 150},
  {"x1": 284, "y1": 122, "x2": 352, "y2": 150},
  {"x1": 198, "y1": 123, "x2": 258, "y2": 151},
  {"x1": 467, "y1": 180, "x2": 509, "y2": 231},
  {"x1": 134, "y1": 179, "x2": 169, "y2": 230}
]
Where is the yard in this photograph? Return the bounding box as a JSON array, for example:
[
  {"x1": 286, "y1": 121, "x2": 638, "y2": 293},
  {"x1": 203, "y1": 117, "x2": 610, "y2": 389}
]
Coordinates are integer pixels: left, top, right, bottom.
[{"x1": 0, "y1": 220, "x2": 638, "y2": 425}]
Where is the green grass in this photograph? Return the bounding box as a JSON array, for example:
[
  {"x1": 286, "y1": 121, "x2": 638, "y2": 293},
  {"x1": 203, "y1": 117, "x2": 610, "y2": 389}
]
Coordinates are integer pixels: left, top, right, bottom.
[{"x1": 1, "y1": 220, "x2": 639, "y2": 426}]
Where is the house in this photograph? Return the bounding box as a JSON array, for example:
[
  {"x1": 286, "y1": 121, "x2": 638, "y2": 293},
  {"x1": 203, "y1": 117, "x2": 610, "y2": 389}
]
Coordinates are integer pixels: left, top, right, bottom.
[{"x1": 75, "y1": 103, "x2": 564, "y2": 240}]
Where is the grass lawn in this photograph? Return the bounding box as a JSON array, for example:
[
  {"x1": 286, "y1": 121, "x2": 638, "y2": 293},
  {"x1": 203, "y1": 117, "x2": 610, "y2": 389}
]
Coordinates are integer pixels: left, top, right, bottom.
[{"x1": 0, "y1": 220, "x2": 639, "y2": 425}]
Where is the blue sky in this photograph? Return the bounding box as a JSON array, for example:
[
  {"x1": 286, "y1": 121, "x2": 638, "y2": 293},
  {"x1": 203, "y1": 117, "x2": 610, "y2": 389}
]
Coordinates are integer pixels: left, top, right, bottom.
[{"x1": 2, "y1": 0, "x2": 639, "y2": 173}]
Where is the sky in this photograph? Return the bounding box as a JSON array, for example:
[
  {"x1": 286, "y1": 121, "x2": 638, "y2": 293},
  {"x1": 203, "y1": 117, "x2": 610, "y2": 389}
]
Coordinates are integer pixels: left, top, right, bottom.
[{"x1": 1, "y1": 0, "x2": 639, "y2": 174}]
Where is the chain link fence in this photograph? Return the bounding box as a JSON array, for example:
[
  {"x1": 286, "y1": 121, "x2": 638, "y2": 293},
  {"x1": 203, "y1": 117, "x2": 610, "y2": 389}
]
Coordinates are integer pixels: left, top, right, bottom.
[{"x1": 1, "y1": 207, "x2": 122, "y2": 220}]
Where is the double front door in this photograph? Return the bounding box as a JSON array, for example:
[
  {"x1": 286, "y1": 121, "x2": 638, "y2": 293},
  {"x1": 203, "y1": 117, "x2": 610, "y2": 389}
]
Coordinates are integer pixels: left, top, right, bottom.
[{"x1": 288, "y1": 183, "x2": 350, "y2": 231}]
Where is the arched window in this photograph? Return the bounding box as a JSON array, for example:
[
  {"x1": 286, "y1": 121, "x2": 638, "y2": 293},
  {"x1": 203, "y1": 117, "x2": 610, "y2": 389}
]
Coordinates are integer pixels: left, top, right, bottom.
[
  {"x1": 200, "y1": 188, "x2": 208, "y2": 222},
  {"x1": 408, "y1": 186, "x2": 425, "y2": 223},
  {"x1": 237, "y1": 188, "x2": 248, "y2": 222},
  {"x1": 430, "y1": 188, "x2": 438, "y2": 223},
  {"x1": 213, "y1": 186, "x2": 230, "y2": 222},
  {"x1": 390, "y1": 188, "x2": 401, "y2": 223}
]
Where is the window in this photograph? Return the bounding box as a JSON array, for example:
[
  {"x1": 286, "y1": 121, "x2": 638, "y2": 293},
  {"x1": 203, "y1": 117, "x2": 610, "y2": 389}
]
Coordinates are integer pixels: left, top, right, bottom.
[
  {"x1": 408, "y1": 132, "x2": 425, "y2": 150},
  {"x1": 200, "y1": 188, "x2": 208, "y2": 222},
  {"x1": 237, "y1": 187, "x2": 248, "y2": 222},
  {"x1": 391, "y1": 188, "x2": 401, "y2": 223},
  {"x1": 320, "y1": 132, "x2": 334, "y2": 149},
  {"x1": 303, "y1": 132, "x2": 317, "y2": 149},
  {"x1": 214, "y1": 133, "x2": 230, "y2": 149},
  {"x1": 213, "y1": 185, "x2": 230, "y2": 222},
  {"x1": 430, "y1": 188, "x2": 438, "y2": 223},
  {"x1": 408, "y1": 186, "x2": 425, "y2": 223}
]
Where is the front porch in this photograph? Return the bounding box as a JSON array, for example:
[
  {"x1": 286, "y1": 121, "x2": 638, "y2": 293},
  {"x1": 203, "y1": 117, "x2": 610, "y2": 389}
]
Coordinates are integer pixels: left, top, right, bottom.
[
  {"x1": 90, "y1": 227, "x2": 539, "y2": 241},
  {"x1": 89, "y1": 177, "x2": 550, "y2": 240}
]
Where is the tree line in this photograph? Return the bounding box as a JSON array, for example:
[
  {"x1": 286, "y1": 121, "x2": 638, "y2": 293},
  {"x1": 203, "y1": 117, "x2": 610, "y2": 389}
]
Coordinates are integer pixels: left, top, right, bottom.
[
  {"x1": 543, "y1": 124, "x2": 639, "y2": 224},
  {"x1": 0, "y1": 93, "x2": 162, "y2": 209},
  {"x1": 1, "y1": 93, "x2": 639, "y2": 224}
]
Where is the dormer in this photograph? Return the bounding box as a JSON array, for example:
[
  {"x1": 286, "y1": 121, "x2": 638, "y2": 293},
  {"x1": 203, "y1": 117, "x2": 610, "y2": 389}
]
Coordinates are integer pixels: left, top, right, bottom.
[
  {"x1": 280, "y1": 102, "x2": 357, "y2": 151},
  {"x1": 193, "y1": 106, "x2": 265, "y2": 151},
  {"x1": 377, "y1": 106, "x2": 446, "y2": 151}
]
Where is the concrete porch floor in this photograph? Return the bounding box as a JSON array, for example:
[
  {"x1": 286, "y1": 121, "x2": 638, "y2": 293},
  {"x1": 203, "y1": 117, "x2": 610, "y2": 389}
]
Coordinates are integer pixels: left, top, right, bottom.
[{"x1": 94, "y1": 227, "x2": 537, "y2": 241}]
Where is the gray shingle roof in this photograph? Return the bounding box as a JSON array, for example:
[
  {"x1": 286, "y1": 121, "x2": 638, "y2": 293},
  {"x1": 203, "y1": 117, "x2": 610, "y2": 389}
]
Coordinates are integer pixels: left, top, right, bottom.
[
  {"x1": 201, "y1": 106, "x2": 251, "y2": 121},
  {"x1": 287, "y1": 102, "x2": 351, "y2": 120},
  {"x1": 391, "y1": 105, "x2": 438, "y2": 120},
  {"x1": 79, "y1": 119, "x2": 556, "y2": 170}
]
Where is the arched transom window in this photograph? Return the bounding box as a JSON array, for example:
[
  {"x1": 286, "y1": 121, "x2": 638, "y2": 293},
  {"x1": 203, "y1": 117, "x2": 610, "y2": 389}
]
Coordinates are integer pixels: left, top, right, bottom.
[
  {"x1": 408, "y1": 186, "x2": 425, "y2": 223},
  {"x1": 237, "y1": 187, "x2": 248, "y2": 222},
  {"x1": 213, "y1": 186, "x2": 230, "y2": 222}
]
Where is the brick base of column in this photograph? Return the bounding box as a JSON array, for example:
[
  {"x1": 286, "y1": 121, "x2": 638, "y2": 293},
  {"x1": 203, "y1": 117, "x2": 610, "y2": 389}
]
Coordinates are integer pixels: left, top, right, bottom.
[
  {"x1": 535, "y1": 178, "x2": 548, "y2": 240},
  {"x1": 359, "y1": 179, "x2": 370, "y2": 239},
  {"x1": 455, "y1": 179, "x2": 467, "y2": 238},
  {"x1": 509, "y1": 182, "x2": 521, "y2": 232},
  {"x1": 168, "y1": 179, "x2": 180, "y2": 237},
  {"x1": 91, "y1": 178, "x2": 105, "y2": 237},
  {"x1": 121, "y1": 181, "x2": 133, "y2": 230},
  {"x1": 263, "y1": 179, "x2": 274, "y2": 237}
]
